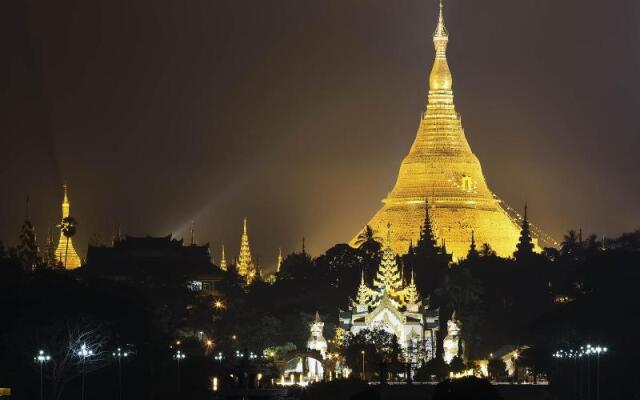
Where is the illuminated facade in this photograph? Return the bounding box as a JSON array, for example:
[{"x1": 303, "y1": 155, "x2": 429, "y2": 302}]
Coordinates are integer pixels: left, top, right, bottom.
[
  {"x1": 340, "y1": 225, "x2": 439, "y2": 358},
  {"x1": 237, "y1": 218, "x2": 257, "y2": 283},
  {"x1": 54, "y1": 184, "x2": 81, "y2": 269},
  {"x1": 352, "y1": 1, "x2": 522, "y2": 259}
]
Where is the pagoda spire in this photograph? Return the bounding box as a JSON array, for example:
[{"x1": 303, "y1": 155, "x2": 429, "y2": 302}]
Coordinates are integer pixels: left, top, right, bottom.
[
  {"x1": 467, "y1": 230, "x2": 479, "y2": 260},
  {"x1": 356, "y1": 269, "x2": 372, "y2": 307},
  {"x1": 415, "y1": 200, "x2": 439, "y2": 257},
  {"x1": 514, "y1": 203, "x2": 535, "y2": 260},
  {"x1": 54, "y1": 183, "x2": 81, "y2": 269},
  {"x1": 430, "y1": 0, "x2": 452, "y2": 94},
  {"x1": 220, "y1": 243, "x2": 227, "y2": 271},
  {"x1": 237, "y1": 217, "x2": 255, "y2": 282},
  {"x1": 403, "y1": 270, "x2": 421, "y2": 309},
  {"x1": 373, "y1": 224, "x2": 403, "y2": 295}
]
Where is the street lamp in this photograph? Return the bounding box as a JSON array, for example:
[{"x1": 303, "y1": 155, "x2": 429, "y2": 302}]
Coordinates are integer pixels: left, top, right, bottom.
[
  {"x1": 34, "y1": 350, "x2": 51, "y2": 400},
  {"x1": 361, "y1": 350, "x2": 366, "y2": 381},
  {"x1": 173, "y1": 350, "x2": 186, "y2": 395},
  {"x1": 76, "y1": 343, "x2": 93, "y2": 400},
  {"x1": 112, "y1": 348, "x2": 129, "y2": 400},
  {"x1": 214, "y1": 352, "x2": 224, "y2": 364}
]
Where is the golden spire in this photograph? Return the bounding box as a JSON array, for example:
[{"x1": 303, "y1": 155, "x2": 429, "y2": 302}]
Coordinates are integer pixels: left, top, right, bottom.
[
  {"x1": 220, "y1": 243, "x2": 227, "y2": 271},
  {"x1": 356, "y1": 269, "x2": 371, "y2": 306},
  {"x1": 237, "y1": 217, "x2": 255, "y2": 282},
  {"x1": 276, "y1": 247, "x2": 283, "y2": 273},
  {"x1": 373, "y1": 224, "x2": 402, "y2": 295},
  {"x1": 429, "y1": 0, "x2": 452, "y2": 93},
  {"x1": 62, "y1": 182, "x2": 70, "y2": 219},
  {"x1": 54, "y1": 183, "x2": 81, "y2": 269}
]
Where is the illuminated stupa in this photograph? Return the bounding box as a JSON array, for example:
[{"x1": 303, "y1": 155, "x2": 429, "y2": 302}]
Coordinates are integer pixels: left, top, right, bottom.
[
  {"x1": 54, "y1": 184, "x2": 82, "y2": 269},
  {"x1": 237, "y1": 218, "x2": 257, "y2": 283},
  {"x1": 353, "y1": 1, "x2": 521, "y2": 259}
]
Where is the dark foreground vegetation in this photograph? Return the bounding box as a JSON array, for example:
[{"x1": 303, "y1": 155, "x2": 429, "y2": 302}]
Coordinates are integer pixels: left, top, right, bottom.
[{"x1": 1, "y1": 225, "x2": 639, "y2": 399}]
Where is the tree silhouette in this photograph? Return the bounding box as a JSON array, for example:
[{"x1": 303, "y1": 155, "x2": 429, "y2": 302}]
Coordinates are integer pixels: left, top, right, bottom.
[{"x1": 57, "y1": 216, "x2": 78, "y2": 268}]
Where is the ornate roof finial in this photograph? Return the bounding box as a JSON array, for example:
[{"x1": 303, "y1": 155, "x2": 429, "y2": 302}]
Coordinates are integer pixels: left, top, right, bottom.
[
  {"x1": 434, "y1": 0, "x2": 448, "y2": 40},
  {"x1": 243, "y1": 217, "x2": 248, "y2": 234}
]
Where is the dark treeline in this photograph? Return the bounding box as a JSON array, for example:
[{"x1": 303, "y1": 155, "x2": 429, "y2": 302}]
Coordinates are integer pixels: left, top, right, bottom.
[{"x1": 1, "y1": 225, "x2": 639, "y2": 399}]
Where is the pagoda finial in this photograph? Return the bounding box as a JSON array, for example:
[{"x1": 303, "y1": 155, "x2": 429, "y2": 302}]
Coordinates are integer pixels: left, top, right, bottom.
[
  {"x1": 220, "y1": 243, "x2": 227, "y2": 270},
  {"x1": 190, "y1": 221, "x2": 196, "y2": 246},
  {"x1": 61, "y1": 182, "x2": 71, "y2": 219},
  {"x1": 434, "y1": 0, "x2": 448, "y2": 40},
  {"x1": 243, "y1": 217, "x2": 247, "y2": 234}
]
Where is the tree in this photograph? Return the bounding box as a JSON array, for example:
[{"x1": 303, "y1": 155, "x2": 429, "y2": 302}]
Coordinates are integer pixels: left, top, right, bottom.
[
  {"x1": 449, "y1": 355, "x2": 466, "y2": 374},
  {"x1": 353, "y1": 225, "x2": 382, "y2": 258},
  {"x1": 415, "y1": 356, "x2": 448, "y2": 381},
  {"x1": 57, "y1": 216, "x2": 78, "y2": 269},
  {"x1": 513, "y1": 204, "x2": 535, "y2": 261},
  {"x1": 342, "y1": 329, "x2": 397, "y2": 379},
  {"x1": 479, "y1": 243, "x2": 495, "y2": 258},
  {"x1": 560, "y1": 230, "x2": 581, "y2": 259},
  {"x1": 487, "y1": 358, "x2": 507, "y2": 381},
  {"x1": 17, "y1": 217, "x2": 39, "y2": 272}
]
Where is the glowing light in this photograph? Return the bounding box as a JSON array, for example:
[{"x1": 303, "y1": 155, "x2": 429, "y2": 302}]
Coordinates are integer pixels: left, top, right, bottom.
[
  {"x1": 35, "y1": 350, "x2": 51, "y2": 363},
  {"x1": 212, "y1": 377, "x2": 218, "y2": 391}
]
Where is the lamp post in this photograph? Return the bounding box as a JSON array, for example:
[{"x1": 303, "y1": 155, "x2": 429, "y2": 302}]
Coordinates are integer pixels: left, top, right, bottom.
[
  {"x1": 77, "y1": 343, "x2": 93, "y2": 400},
  {"x1": 112, "y1": 348, "x2": 129, "y2": 400},
  {"x1": 214, "y1": 352, "x2": 223, "y2": 365},
  {"x1": 173, "y1": 350, "x2": 186, "y2": 395},
  {"x1": 34, "y1": 350, "x2": 51, "y2": 400},
  {"x1": 361, "y1": 350, "x2": 365, "y2": 381},
  {"x1": 594, "y1": 346, "x2": 607, "y2": 400}
]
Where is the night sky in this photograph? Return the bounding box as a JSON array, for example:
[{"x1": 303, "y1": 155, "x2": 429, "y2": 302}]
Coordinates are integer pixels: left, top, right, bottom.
[{"x1": 1, "y1": 0, "x2": 639, "y2": 270}]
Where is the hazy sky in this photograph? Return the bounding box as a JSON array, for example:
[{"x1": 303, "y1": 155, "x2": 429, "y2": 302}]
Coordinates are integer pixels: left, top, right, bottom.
[{"x1": 1, "y1": 0, "x2": 639, "y2": 270}]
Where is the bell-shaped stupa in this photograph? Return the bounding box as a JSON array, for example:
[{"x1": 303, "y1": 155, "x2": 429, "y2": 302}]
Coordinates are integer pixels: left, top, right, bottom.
[{"x1": 353, "y1": 1, "x2": 521, "y2": 259}]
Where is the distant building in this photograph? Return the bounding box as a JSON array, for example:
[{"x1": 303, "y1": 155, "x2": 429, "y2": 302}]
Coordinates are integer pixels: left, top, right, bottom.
[
  {"x1": 85, "y1": 234, "x2": 223, "y2": 292},
  {"x1": 340, "y1": 224, "x2": 439, "y2": 360},
  {"x1": 54, "y1": 184, "x2": 81, "y2": 269}
]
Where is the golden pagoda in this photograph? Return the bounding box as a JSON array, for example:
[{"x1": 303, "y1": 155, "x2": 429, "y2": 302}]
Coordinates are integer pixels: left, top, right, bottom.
[
  {"x1": 352, "y1": 1, "x2": 522, "y2": 259},
  {"x1": 237, "y1": 218, "x2": 256, "y2": 282},
  {"x1": 55, "y1": 184, "x2": 82, "y2": 269}
]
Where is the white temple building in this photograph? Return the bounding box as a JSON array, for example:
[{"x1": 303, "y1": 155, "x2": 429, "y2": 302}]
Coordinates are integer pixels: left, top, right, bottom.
[{"x1": 340, "y1": 225, "x2": 440, "y2": 361}]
